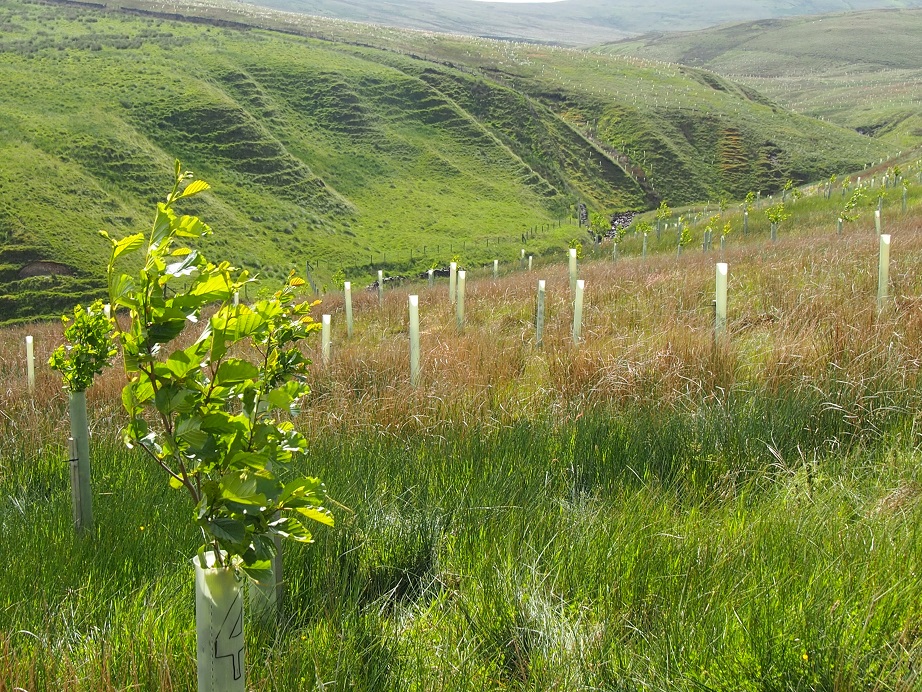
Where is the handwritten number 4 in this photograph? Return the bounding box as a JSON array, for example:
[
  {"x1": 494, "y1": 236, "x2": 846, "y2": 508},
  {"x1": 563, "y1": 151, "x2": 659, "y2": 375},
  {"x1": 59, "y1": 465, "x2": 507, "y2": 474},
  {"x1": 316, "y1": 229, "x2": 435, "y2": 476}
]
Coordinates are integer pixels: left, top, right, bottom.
[{"x1": 214, "y1": 592, "x2": 244, "y2": 680}]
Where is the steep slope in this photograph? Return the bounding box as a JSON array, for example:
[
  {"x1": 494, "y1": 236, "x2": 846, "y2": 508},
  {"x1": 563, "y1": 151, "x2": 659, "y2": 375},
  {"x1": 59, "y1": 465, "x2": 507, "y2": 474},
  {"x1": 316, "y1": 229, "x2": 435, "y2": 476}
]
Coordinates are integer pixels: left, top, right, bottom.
[
  {"x1": 0, "y1": 0, "x2": 885, "y2": 322},
  {"x1": 600, "y1": 9, "x2": 922, "y2": 149}
]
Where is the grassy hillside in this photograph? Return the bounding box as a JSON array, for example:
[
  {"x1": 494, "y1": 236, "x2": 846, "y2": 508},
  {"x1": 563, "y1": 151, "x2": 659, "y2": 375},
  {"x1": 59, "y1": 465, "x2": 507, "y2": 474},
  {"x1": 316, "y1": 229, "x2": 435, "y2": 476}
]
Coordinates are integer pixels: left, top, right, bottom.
[
  {"x1": 2, "y1": 160, "x2": 922, "y2": 689},
  {"x1": 600, "y1": 9, "x2": 922, "y2": 150},
  {"x1": 0, "y1": 0, "x2": 884, "y2": 323},
  {"x1": 239, "y1": 0, "x2": 922, "y2": 46}
]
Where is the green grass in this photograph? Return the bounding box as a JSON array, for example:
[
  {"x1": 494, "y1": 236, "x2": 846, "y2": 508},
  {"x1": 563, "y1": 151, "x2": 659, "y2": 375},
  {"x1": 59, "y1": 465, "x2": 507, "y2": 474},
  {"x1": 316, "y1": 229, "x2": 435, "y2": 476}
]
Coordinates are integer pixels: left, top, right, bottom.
[
  {"x1": 2, "y1": 160, "x2": 922, "y2": 688},
  {"x1": 600, "y1": 8, "x2": 922, "y2": 151},
  {"x1": 0, "y1": 0, "x2": 886, "y2": 323}
]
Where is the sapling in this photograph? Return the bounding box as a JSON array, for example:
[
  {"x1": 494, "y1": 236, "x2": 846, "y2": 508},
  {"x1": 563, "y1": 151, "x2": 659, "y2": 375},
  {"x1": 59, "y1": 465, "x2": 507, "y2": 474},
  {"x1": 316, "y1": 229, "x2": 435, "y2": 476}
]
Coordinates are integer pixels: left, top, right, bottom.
[
  {"x1": 839, "y1": 187, "x2": 864, "y2": 235},
  {"x1": 101, "y1": 163, "x2": 333, "y2": 687},
  {"x1": 765, "y1": 202, "x2": 790, "y2": 242},
  {"x1": 655, "y1": 200, "x2": 670, "y2": 240},
  {"x1": 48, "y1": 300, "x2": 117, "y2": 535}
]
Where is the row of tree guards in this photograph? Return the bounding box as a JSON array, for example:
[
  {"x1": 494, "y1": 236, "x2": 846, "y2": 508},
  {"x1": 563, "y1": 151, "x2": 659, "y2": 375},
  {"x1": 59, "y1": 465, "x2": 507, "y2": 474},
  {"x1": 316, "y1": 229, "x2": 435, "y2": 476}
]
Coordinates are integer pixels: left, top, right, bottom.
[
  {"x1": 18, "y1": 229, "x2": 899, "y2": 528},
  {"x1": 302, "y1": 230, "x2": 894, "y2": 386}
]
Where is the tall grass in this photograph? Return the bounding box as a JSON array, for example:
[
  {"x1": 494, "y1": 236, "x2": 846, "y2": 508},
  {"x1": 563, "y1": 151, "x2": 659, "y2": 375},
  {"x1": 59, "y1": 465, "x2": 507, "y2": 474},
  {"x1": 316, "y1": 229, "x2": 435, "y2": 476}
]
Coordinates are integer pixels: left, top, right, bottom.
[{"x1": 1, "y1": 187, "x2": 922, "y2": 689}]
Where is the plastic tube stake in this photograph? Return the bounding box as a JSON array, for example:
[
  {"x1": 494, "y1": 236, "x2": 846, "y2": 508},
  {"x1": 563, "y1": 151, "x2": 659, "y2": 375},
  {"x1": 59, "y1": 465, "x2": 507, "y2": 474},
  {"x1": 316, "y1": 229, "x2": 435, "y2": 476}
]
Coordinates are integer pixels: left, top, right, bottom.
[
  {"x1": 878, "y1": 234, "x2": 891, "y2": 310},
  {"x1": 449, "y1": 262, "x2": 457, "y2": 305},
  {"x1": 536, "y1": 280, "x2": 546, "y2": 347},
  {"x1": 321, "y1": 314, "x2": 331, "y2": 365},
  {"x1": 427, "y1": 269, "x2": 434, "y2": 288},
  {"x1": 25, "y1": 335, "x2": 34, "y2": 394},
  {"x1": 377, "y1": 270, "x2": 384, "y2": 307},
  {"x1": 715, "y1": 263, "x2": 728, "y2": 337},
  {"x1": 344, "y1": 282, "x2": 353, "y2": 338},
  {"x1": 642, "y1": 233, "x2": 648, "y2": 259},
  {"x1": 409, "y1": 295, "x2": 420, "y2": 386},
  {"x1": 568, "y1": 248, "x2": 577, "y2": 293},
  {"x1": 493, "y1": 260, "x2": 498, "y2": 279},
  {"x1": 68, "y1": 391, "x2": 93, "y2": 535},
  {"x1": 528, "y1": 255, "x2": 533, "y2": 271},
  {"x1": 456, "y1": 270, "x2": 466, "y2": 332},
  {"x1": 195, "y1": 552, "x2": 246, "y2": 692},
  {"x1": 572, "y1": 280, "x2": 584, "y2": 345}
]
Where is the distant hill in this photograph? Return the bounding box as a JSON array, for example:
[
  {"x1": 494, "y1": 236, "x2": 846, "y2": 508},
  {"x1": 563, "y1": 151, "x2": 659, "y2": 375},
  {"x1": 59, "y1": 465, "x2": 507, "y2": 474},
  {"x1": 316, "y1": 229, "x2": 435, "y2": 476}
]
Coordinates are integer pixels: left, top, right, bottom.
[
  {"x1": 241, "y1": 0, "x2": 922, "y2": 46},
  {"x1": 600, "y1": 9, "x2": 922, "y2": 149},
  {"x1": 0, "y1": 0, "x2": 884, "y2": 322}
]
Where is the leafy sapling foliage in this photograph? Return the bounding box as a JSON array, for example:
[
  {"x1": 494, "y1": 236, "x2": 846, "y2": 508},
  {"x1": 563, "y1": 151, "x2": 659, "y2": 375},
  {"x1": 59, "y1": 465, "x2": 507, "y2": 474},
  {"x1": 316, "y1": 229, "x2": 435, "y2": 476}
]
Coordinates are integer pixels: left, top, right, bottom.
[
  {"x1": 631, "y1": 220, "x2": 651, "y2": 244},
  {"x1": 48, "y1": 301, "x2": 116, "y2": 393},
  {"x1": 840, "y1": 187, "x2": 865, "y2": 223},
  {"x1": 765, "y1": 202, "x2": 791, "y2": 226},
  {"x1": 103, "y1": 162, "x2": 333, "y2": 578}
]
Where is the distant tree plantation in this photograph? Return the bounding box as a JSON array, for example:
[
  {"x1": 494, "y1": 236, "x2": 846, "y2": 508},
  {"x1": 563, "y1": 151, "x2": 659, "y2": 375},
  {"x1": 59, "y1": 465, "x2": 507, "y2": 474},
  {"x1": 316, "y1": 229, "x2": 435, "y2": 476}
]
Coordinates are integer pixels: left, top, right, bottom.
[{"x1": 0, "y1": 0, "x2": 884, "y2": 322}]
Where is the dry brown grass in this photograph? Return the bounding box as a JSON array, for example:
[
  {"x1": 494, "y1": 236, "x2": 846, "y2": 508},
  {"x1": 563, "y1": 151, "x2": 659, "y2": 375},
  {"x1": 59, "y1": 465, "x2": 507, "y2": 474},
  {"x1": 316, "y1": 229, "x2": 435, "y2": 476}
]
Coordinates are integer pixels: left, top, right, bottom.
[{"x1": 2, "y1": 213, "x2": 921, "y2": 445}]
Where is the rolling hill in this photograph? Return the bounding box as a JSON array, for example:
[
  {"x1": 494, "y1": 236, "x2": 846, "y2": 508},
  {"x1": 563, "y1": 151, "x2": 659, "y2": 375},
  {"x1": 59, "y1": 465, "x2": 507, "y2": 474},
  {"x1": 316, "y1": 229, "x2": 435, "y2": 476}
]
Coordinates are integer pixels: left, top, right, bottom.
[
  {"x1": 235, "y1": 0, "x2": 922, "y2": 47},
  {"x1": 600, "y1": 9, "x2": 922, "y2": 149},
  {"x1": 0, "y1": 0, "x2": 885, "y2": 322}
]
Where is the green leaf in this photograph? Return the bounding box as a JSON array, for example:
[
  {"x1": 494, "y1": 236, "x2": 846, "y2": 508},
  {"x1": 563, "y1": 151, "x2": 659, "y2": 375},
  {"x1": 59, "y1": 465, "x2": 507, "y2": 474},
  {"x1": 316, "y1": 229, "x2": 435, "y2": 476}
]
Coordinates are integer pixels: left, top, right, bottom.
[
  {"x1": 269, "y1": 515, "x2": 313, "y2": 543},
  {"x1": 214, "y1": 359, "x2": 259, "y2": 386},
  {"x1": 165, "y1": 347, "x2": 201, "y2": 379},
  {"x1": 177, "y1": 179, "x2": 211, "y2": 200},
  {"x1": 151, "y1": 204, "x2": 174, "y2": 247},
  {"x1": 220, "y1": 472, "x2": 269, "y2": 506},
  {"x1": 280, "y1": 477, "x2": 324, "y2": 503},
  {"x1": 174, "y1": 214, "x2": 211, "y2": 239},
  {"x1": 113, "y1": 232, "x2": 145, "y2": 261},
  {"x1": 189, "y1": 273, "x2": 231, "y2": 303},
  {"x1": 295, "y1": 505, "x2": 335, "y2": 527},
  {"x1": 239, "y1": 560, "x2": 273, "y2": 583},
  {"x1": 208, "y1": 517, "x2": 246, "y2": 545}
]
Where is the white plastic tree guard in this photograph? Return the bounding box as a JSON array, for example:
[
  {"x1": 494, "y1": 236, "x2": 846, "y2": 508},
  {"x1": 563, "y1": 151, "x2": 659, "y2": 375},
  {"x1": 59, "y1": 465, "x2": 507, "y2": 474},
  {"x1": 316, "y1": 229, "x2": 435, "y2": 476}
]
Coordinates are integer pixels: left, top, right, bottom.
[
  {"x1": 344, "y1": 282, "x2": 354, "y2": 338},
  {"x1": 449, "y1": 262, "x2": 457, "y2": 305},
  {"x1": 321, "y1": 314, "x2": 331, "y2": 365},
  {"x1": 456, "y1": 270, "x2": 466, "y2": 332},
  {"x1": 715, "y1": 263, "x2": 728, "y2": 337},
  {"x1": 568, "y1": 248, "x2": 577, "y2": 294},
  {"x1": 68, "y1": 391, "x2": 93, "y2": 534},
  {"x1": 195, "y1": 552, "x2": 246, "y2": 692},
  {"x1": 25, "y1": 335, "x2": 34, "y2": 394},
  {"x1": 377, "y1": 270, "x2": 384, "y2": 307},
  {"x1": 878, "y1": 234, "x2": 891, "y2": 310},
  {"x1": 572, "y1": 279, "x2": 584, "y2": 345},
  {"x1": 409, "y1": 295, "x2": 420, "y2": 387},
  {"x1": 536, "y1": 280, "x2": 546, "y2": 347}
]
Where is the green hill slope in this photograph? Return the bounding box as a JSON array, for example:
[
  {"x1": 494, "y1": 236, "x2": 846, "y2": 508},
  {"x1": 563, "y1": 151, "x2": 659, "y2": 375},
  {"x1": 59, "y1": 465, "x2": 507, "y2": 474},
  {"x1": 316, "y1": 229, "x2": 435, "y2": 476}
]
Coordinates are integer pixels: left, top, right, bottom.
[
  {"x1": 0, "y1": 0, "x2": 884, "y2": 322},
  {"x1": 600, "y1": 9, "x2": 922, "y2": 150}
]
